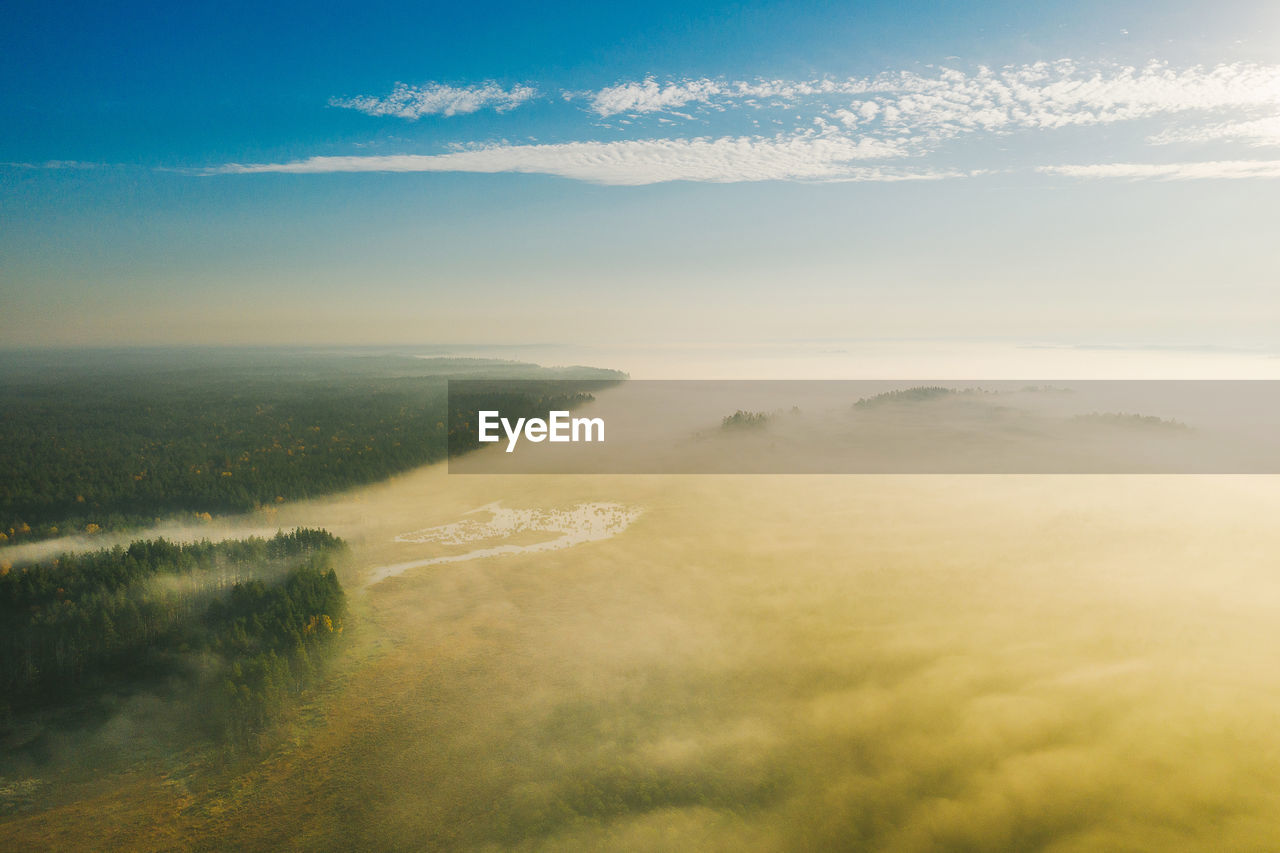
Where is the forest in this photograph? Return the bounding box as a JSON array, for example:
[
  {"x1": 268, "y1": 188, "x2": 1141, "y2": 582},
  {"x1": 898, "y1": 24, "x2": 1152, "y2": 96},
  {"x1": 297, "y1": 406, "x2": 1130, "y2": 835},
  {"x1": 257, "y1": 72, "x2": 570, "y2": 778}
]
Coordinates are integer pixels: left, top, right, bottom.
[
  {"x1": 852, "y1": 386, "x2": 967, "y2": 408},
  {"x1": 0, "y1": 528, "x2": 346, "y2": 752},
  {"x1": 0, "y1": 350, "x2": 622, "y2": 545},
  {"x1": 721, "y1": 410, "x2": 772, "y2": 429}
]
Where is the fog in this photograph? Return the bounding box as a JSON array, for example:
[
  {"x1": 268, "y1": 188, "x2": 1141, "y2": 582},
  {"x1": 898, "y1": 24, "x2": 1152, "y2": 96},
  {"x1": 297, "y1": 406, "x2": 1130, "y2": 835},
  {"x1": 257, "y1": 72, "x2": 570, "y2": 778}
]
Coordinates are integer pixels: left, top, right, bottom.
[
  {"x1": 454, "y1": 381, "x2": 1280, "y2": 474},
  {"x1": 7, "y1": 433, "x2": 1280, "y2": 848},
  {"x1": 0, "y1": 518, "x2": 285, "y2": 567},
  {"x1": 286, "y1": 469, "x2": 1280, "y2": 851},
  {"x1": 427, "y1": 341, "x2": 1280, "y2": 381}
]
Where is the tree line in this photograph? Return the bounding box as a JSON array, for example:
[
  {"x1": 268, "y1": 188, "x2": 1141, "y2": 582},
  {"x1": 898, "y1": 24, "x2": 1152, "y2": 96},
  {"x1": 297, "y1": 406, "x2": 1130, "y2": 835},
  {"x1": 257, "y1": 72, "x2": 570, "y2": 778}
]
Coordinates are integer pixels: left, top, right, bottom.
[
  {"x1": 1, "y1": 362, "x2": 622, "y2": 546},
  {"x1": 0, "y1": 529, "x2": 346, "y2": 749}
]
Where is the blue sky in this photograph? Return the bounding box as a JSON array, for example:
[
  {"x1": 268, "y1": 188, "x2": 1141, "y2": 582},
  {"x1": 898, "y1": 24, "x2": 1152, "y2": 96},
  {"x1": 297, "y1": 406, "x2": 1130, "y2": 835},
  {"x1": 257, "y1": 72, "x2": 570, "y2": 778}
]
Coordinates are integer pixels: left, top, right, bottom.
[{"x1": 3, "y1": 1, "x2": 1279, "y2": 351}]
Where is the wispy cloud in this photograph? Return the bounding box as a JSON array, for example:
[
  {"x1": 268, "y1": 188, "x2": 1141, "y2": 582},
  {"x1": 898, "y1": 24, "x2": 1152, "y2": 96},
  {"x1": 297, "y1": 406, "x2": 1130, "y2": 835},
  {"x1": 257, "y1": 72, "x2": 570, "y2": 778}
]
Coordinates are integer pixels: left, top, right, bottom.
[
  {"x1": 233, "y1": 60, "x2": 1280, "y2": 186},
  {"x1": 1038, "y1": 160, "x2": 1280, "y2": 180},
  {"x1": 207, "y1": 132, "x2": 944, "y2": 185},
  {"x1": 1148, "y1": 117, "x2": 1280, "y2": 147},
  {"x1": 1, "y1": 160, "x2": 104, "y2": 170},
  {"x1": 861, "y1": 61, "x2": 1280, "y2": 139},
  {"x1": 586, "y1": 61, "x2": 1280, "y2": 140},
  {"x1": 587, "y1": 77, "x2": 868, "y2": 116},
  {"x1": 331, "y1": 82, "x2": 538, "y2": 118},
  {"x1": 589, "y1": 79, "x2": 728, "y2": 116}
]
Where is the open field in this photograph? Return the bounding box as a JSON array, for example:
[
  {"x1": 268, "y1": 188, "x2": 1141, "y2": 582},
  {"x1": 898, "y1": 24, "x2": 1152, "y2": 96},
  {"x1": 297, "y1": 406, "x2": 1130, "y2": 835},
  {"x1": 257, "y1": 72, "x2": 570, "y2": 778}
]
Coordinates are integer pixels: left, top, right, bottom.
[
  {"x1": 8, "y1": 2, "x2": 1280, "y2": 848},
  {"x1": 5, "y1": 462, "x2": 1280, "y2": 850}
]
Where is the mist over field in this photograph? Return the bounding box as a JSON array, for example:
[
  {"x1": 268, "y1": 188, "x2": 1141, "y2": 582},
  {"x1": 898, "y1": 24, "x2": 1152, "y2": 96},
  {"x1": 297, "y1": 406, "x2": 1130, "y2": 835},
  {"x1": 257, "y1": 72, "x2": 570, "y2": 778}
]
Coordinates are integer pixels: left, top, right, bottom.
[
  {"x1": 8, "y1": 450, "x2": 1280, "y2": 850},
  {"x1": 6, "y1": 0, "x2": 1280, "y2": 843},
  {"x1": 454, "y1": 380, "x2": 1280, "y2": 474}
]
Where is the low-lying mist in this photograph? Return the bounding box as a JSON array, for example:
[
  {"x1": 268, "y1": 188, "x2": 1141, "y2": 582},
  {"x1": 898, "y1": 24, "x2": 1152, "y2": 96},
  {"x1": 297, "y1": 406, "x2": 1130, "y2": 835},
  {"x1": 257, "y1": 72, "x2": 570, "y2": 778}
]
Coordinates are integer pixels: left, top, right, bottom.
[
  {"x1": 339, "y1": 474, "x2": 1280, "y2": 851},
  {"x1": 6, "y1": 461, "x2": 1280, "y2": 851},
  {"x1": 452, "y1": 381, "x2": 1280, "y2": 474}
]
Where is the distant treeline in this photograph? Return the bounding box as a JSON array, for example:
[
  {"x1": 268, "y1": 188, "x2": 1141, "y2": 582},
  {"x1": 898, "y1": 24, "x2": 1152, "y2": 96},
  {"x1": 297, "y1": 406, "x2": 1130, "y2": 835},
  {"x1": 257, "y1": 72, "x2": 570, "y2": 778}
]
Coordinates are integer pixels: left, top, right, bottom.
[
  {"x1": 852, "y1": 386, "x2": 985, "y2": 408},
  {"x1": 1072, "y1": 412, "x2": 1189, "y2": 430},
  {"x1": 721, "y1": 410, "x2": 772, "y2": 429},
  {"x1": 0, "y1": 529, "x2": 345, "y2": 748},
  {"x1": 0, "y1": 354, "x2": 622, "y2": 544}
]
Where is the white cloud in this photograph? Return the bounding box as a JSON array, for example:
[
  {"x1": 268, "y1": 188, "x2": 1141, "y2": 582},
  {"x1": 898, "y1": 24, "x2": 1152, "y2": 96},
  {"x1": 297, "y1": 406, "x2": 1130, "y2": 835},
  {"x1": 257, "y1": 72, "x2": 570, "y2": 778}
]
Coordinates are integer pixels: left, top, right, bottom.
[
  {"x1": 1037, "y1": 160, "x2": 1280, "y2": 180},
  {"x1": 589, "y1": 79, "x2": 728, "y2": 116},
  {"x1": 587, "y1": 77, "x2": 873, "y2": 116},
  {"x1": 584, "y1": 62, "x2": 1280, "y2": 142},
  {"x1": 258, "y1": 61, "x2": 1280, "y2": 186},
  {"x1": 861, "y1": 61, "x2": 1280, "y2": 138},
  {"x1": 1, "y1": 160, "x2": 103, "y2": 170},
  {"x1": 331, "y1": 82, "x2": 538, "y2": 118},
  {"x1": 208, "y1": 133, "x2": 939, "y2": 186},
  {"x1": 1149, "y1": 117, "x2": 1280, "y2": 147}
]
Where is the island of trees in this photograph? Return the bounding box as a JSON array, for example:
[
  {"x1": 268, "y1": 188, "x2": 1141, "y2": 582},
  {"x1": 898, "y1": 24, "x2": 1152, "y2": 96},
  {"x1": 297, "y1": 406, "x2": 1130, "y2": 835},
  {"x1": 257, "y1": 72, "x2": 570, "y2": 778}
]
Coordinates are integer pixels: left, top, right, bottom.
[
  {"x1": 721, "y1": 410, "x2": 772, "y2": 429},
  {"x1": 1, "y1": 529, "x2": 347, "y2": 750}
]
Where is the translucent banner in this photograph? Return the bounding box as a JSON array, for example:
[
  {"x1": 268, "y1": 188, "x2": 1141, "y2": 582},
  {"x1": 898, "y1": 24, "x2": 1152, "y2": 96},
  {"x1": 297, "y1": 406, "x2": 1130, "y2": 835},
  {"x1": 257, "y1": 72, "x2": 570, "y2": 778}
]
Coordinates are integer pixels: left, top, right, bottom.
[{"x1": 447, "y1": 380, "x2": 1280, "y2": 474}]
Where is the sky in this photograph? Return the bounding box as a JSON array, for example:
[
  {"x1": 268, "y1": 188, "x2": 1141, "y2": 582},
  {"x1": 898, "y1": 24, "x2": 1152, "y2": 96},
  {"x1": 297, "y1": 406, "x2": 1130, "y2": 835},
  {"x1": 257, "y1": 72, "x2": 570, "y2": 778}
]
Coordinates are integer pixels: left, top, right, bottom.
[{"x1": 2, "y1": 1, "x2": 1279, "y2": 358}]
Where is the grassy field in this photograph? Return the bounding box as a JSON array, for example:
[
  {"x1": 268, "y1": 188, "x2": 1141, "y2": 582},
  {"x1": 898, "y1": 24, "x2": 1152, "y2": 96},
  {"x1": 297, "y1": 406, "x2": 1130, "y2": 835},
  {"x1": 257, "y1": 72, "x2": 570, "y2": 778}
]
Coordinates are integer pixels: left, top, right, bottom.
[{"x1": 5, "y1": 465, "x2": 1280, "y2": 850}]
